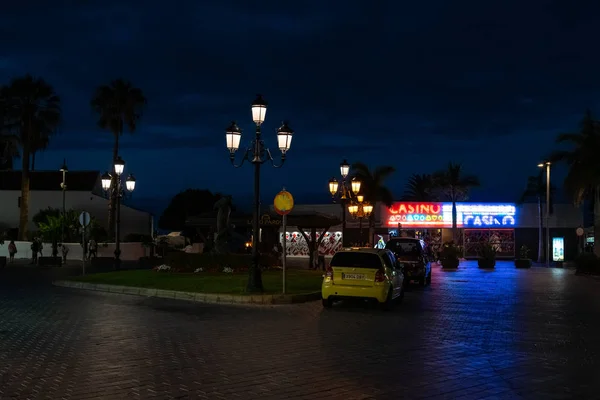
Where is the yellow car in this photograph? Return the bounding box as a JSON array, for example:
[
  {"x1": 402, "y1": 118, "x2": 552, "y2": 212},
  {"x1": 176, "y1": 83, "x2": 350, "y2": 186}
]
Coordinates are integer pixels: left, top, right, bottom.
[{"x1": 322, "y1": 248, "x2": 405, "y2": 310}]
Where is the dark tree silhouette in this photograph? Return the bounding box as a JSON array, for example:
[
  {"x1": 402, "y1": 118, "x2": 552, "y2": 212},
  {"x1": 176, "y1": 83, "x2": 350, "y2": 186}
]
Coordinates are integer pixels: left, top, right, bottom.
[{"x1": 91, "y1": 79, "x2": 146, "y2": 238}]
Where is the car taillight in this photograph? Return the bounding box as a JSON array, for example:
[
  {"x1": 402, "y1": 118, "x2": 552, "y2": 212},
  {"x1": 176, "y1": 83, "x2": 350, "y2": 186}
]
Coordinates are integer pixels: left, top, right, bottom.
[
  {"x1": 374, "y1": 268, "x2": 385, "y2": 282},
  {"x1": 325, "y1": 266, "x2": 334, "y2": 281}
]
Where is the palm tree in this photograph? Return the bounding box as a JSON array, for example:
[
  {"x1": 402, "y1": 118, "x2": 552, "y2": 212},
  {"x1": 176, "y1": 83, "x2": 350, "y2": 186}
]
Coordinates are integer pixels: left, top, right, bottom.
[
  {"x1": 4, "y1": 75, "x2": 61, "y2": 240},
  {"x1": 552, "y1": 110, "x2": 600, "y2": 256},
  {"x1": 0, "y1": 91, "x2": 19, "y2": 170},
  {"x1": 433, "y1": 162, "x2": 480, "y2": 242},
  {"x1": 350, "y1": 162, "x2": 395, "y2": 245},
  {"x1": 519, "y1": 172, "x2": 555, "y2": 263},
  {"x1": 91, "y1": 79, "x2": 146, "y2": 237},
  {"x1": 0, "y1": 135, "x2": 19, "y2": 170},
  {"x1": 0, "y1": 86, "x2": 20, "y2": 170},
  {"x1": 402, "y1": 173, "x2": 437, "y2": 201},
  {"x1": 30, "y1": 134, "x2": 49, "y2": 171}
]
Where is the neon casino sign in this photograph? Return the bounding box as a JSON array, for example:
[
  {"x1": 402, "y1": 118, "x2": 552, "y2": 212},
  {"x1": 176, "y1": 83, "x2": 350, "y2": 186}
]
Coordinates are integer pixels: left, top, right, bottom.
[{"x1": 386, "y1": 202, "x2": 517, "y2": 228}]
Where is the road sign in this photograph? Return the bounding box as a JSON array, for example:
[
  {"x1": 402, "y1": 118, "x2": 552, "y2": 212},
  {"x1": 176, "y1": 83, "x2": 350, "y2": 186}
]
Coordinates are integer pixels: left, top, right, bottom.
[
  {"x1": 274, "y1": 189, "x2": 294, "y2": 216},
  {"x1": 79, "y1": 211, "x2": 91, "y2": 227},
  {"x1": 576, "y1": 227, "x2": 584, "y2": 237}
]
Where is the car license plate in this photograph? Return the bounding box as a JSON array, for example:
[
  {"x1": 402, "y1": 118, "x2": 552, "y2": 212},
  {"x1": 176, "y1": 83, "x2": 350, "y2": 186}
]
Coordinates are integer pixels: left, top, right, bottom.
[{"x1": 343, "y1": 273, "x2": 365, "y2": 280}]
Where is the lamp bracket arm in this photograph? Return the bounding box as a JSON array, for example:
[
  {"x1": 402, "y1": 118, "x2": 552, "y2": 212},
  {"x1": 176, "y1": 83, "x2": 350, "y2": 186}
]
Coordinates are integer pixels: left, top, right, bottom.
[
  {"x1": 230, "y1": 148, "x2": 251, "y2": 168},
  {"x1": 264, "y1": 148, "x2": 285, "y2": 168}
]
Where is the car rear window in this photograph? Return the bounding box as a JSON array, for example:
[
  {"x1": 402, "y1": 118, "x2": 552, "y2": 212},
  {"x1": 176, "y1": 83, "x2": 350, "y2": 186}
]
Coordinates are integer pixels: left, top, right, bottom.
[
  {"x1": 385, "y1": 240, "x2": 422, "y2": 256},
  {"x1": 330, "y1": 252, "x2": 382, "y2": 269}
]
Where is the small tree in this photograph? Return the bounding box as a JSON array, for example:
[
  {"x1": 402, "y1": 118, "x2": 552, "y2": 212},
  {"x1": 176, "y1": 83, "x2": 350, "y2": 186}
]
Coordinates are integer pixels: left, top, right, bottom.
[{"x1": 38, "y1": 215, "x2": 61, "y2": 257}]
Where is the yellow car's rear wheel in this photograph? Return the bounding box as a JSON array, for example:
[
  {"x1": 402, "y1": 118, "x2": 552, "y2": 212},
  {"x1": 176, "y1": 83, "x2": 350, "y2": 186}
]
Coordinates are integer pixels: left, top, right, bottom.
[
  {"x1": 379, "y1": 287, "x2": 393, "y2": 311},
  {"x1": 322, "y1": 298, "x2": 333, "y2": 308}
]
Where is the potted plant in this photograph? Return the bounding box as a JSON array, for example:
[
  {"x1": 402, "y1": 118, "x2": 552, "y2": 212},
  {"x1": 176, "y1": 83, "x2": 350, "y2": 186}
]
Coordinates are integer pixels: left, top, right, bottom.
[
  {"x1": 515, "y1": 245, "x2": 532, "y2": 268},
  {"x1": 439, "y1": 241, "x2": 460, "y2": 269},
  {"x1": 478, "y1": 242, "x2": 496, "y2": 268}
]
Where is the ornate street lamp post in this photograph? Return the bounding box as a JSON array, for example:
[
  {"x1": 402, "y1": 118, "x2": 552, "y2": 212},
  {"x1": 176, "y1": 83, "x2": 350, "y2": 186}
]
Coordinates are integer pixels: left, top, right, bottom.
[
  {"x1": 347, "y1": 195, "x2": 374, "y2": 246},
  {"x1": 226, "y1": 95, "x2": 294, "y2": 292},
  {"x1": 59, "y1": 159, "x2": 68, "y2": 245},
  {"x1": 101, "y1": 156, "x2": 136, "y2": 269},
  {"x1": 328, "y1": 160, "x2": 361, "y2": 246}
]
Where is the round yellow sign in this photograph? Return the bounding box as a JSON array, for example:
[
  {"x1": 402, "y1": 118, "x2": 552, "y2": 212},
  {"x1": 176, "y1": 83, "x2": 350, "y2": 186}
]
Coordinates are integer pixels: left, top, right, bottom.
[{"x1": 274, "y1": 190, "x2": 294, "y2": 216}]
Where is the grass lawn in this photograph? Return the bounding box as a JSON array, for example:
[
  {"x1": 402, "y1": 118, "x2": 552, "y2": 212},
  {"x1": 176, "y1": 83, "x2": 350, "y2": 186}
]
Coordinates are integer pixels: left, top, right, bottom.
[{"x1": 68, "y1": 269, "x2": 324, "y2": 295}]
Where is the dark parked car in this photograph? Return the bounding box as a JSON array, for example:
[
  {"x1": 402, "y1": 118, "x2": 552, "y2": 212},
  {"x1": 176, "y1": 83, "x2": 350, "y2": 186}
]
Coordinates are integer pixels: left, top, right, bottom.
[{"x1": 385, "y1": 238, "x2": 432, "y2": 286}]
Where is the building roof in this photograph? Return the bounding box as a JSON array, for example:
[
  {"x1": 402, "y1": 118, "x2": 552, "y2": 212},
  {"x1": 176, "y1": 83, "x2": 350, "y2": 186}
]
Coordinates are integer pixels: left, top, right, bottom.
[{"x1": 0, "y1": 170, "x2": 100, "y2": 191}]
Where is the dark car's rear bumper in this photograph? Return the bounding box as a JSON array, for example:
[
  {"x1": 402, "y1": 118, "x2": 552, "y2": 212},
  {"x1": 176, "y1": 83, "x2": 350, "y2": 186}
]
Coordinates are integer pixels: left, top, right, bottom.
[{"x1": 404, "y1": 267, "x2": 426, "y2": 280}]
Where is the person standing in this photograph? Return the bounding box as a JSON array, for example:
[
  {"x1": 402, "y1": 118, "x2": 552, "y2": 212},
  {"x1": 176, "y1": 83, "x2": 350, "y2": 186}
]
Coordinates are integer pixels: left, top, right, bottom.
[
  {"x1": 88, "y1": 238, "x2": 97, "y2": 260},
  {"x1": 8, "y1": 240, "x2": 17, "y2": 263},
  {"x1": 37, "y1": 238, "x2": 44, "y2": 258},
  {"x1": 61, "y1": 244, "x2": 69, "y2": 264},
  {"x1": 31, "y1": 240, "x2": 39, "y2": 264}
]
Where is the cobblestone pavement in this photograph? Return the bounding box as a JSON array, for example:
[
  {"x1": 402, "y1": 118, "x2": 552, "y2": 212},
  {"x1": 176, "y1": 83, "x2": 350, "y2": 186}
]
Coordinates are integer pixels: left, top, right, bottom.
[{"x1": 1, "y1": 262, "x2": 599, "y2": 399}]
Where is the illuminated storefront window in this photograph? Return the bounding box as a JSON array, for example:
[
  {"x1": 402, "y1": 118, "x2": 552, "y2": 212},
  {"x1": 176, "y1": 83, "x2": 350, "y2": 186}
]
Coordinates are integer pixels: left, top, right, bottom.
[{"x1": 385, "y1": 202, "x2": 517, "y2": 228}]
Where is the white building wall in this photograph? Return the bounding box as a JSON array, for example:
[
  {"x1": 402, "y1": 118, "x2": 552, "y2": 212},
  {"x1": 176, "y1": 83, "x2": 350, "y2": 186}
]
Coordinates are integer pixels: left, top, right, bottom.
[{"x1": 0, "y1": 190, "x2": 152, "y2": 237}]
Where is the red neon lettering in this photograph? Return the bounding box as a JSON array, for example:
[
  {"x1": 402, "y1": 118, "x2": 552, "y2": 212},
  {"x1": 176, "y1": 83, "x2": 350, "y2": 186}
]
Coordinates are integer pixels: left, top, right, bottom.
[{"x1": 388, "y1": 203, "x2": 442, "y2": 215}]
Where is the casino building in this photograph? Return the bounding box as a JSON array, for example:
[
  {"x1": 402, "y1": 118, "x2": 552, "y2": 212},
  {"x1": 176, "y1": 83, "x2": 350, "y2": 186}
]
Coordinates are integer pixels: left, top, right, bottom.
[
  {"x1": 186, "y1": 201, "x2": 585, "y2": 262},
  {"x1": 268, "y1": 201, "x2": 584, "y2": 261}
]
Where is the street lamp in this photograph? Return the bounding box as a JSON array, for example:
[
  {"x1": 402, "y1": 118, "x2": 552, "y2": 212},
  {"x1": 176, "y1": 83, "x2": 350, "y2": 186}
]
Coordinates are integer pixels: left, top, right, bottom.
[
  {"x1": 538, "y1": 161, "x2": 551, "y2": 267},
  {"x1": 59, "y1": 159, "x2": 68, "y2": 245},
  {"x1": 226, "y1": 94, "x2": 294, "y2": 293},
  {"x1": 329, "y1": 161, "x2": 362, "y2": 246},
  {"x1": 101, "y1": 156, "x2": 136, "y2": 269},
  {"x1": 347, "y1": 194, "x2": 373, "y2": 245}
]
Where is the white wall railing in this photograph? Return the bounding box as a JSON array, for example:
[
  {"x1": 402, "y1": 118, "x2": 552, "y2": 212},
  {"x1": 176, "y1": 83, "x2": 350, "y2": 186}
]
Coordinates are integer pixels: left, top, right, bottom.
[{"x1": 0, "y1": 241, "x2": 149, "y2": 261}]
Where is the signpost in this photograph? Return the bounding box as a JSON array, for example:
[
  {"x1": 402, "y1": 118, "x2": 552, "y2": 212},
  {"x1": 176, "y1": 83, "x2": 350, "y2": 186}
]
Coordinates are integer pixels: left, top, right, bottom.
[
  {"x1": 576, "y1": 227, "x2": 584, "y2": 255},
  {"x1": 274, "y1": 189, "x2": 294, "y2": 294},
  {"x1": 79, "y1": 211, "x2": 90, "y2": 275}
]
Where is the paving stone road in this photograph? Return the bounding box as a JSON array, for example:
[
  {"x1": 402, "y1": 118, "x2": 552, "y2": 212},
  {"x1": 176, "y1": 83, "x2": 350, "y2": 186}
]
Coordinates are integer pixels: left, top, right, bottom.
[{"x1": 1, "y1": 262, "x2": 599, "y2": 400}]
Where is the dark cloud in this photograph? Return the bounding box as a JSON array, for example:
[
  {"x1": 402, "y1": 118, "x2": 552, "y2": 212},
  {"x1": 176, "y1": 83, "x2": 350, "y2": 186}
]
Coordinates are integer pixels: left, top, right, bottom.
[{"x1": 1, "y1": 0, "x2": 599, "y2": 200}]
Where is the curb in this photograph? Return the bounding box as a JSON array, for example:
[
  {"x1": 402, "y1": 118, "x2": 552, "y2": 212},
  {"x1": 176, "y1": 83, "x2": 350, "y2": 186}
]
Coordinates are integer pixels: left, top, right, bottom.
[{"x1": 52, "y1": 280, "x2": 321, "y2": 305}]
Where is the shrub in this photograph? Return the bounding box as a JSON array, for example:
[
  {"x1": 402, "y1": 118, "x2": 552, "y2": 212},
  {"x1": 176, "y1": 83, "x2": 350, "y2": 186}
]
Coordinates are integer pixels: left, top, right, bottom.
[
  {"x1": 478, "y1": 242, "x2": 497, "y2": 260},
  {"x1": 515, "y1": 245, "x2": 532, "y2": 268},
  {"x1": 575, "y1": 253, "x2": 600, "y2": 275},
  {"x1": 518, "y1": 245, "x2": 530, "y2": 260},
  {"x1": 164, "y1": 252, "x2": 279, "y2": 273},
  {"x1": 439, "y1": 241, "x2": 460, "y2": 268}
]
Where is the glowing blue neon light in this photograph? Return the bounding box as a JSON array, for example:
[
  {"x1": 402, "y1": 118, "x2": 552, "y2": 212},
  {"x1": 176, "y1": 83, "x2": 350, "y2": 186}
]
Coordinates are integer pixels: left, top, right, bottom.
[{"x1": 453, "y1": 203, "x2": 517, "y2": 227}]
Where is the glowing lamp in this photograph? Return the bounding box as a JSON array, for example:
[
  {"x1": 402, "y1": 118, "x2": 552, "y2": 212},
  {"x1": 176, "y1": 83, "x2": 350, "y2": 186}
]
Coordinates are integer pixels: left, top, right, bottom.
[
  {"x1": 348, "y1": 204, "x2": 358, "y2": 217},
  {"x1": 351, "y1": 177, "x2": 361, "y2": 195},
  {"x1": 357, "y1": 195, "x2": 364, "y2": 203},
  {"x1": 101, "y1": 172, "x2": 111, "y2": 191},
  {"x1": 225, "y1": 121, "x2": 242, "y2": 153},
  {"x1": 114, "y1": 156, "x2": 125, "y2": 176},
  {"x1": 59, "y1": 159, "x2": 68, "y2": 172},
  {"x1": 277, "y1": 121, "x2": 294, "y2": 153},
  {"x1": 328, "y1": 177, "x2": 339, "y2": 196},
  {"x1": 340, "y1": 159, "x2": 350, "y2": 179},
  {"x1": 363, "y1": 203, "x2": 374, "y2": 217},
  {"x1": 251, "y1": 94, "x2": 267, "y2": 125},
  {"x1": 125, "y1": 174, "x2": 136, "y2": 192}
]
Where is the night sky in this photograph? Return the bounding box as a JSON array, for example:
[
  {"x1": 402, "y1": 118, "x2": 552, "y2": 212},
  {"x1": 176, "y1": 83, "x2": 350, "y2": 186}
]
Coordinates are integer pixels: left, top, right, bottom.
[{"x1": 2, "y1": 1, "x2": 600, "y2": 214}]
